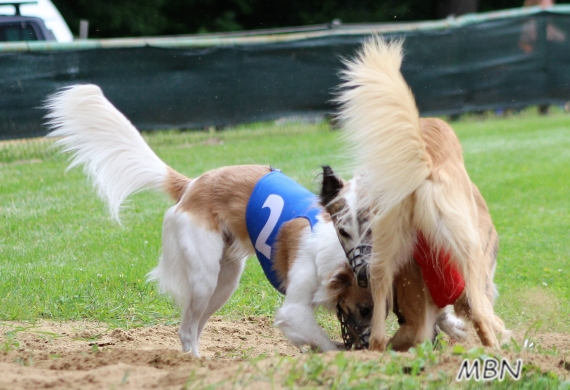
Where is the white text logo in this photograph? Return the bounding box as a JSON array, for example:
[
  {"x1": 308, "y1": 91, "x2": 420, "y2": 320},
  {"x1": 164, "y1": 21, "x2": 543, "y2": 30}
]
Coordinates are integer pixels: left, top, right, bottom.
[{"x1": 456, "y1": 358, "x2": 522, "y2": 381}]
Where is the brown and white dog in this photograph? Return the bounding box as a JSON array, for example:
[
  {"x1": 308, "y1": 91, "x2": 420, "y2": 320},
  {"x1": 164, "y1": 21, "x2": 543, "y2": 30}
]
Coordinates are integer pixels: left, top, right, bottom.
[
  {"x1": 44, "y1": 84, "x2": 376, "y2": 357},
  {"x1": 334, "y1": 37, "x2": 508, "y2": 351}
]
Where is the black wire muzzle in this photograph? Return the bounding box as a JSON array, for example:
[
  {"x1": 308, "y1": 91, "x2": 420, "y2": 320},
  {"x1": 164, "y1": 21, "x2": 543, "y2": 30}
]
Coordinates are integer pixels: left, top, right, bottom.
[
  {"x1": 336, "y1": 302, "x2": 370, "y2": 350},
  {"x1": 345, "y1": 244, "x2": 371, "y2": 287}
]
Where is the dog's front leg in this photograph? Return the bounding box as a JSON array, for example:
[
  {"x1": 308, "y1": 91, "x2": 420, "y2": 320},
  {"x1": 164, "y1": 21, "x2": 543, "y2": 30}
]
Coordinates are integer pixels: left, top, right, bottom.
[
  {"x1": 369, "y1": 202, "x2": 414, "y2": 352},
  {"x1": 436, "y1": 306, "x2": 467, "y2": 341},
  {"x1": 274, "y1": 259, "x2": 339, "y2": 352},
  {"x1": 275, "y1": 301, "x2": 339, "y2": 352},
  {"x1": 368, "y1": 274, "x2": 391, "y2": 351},
  {"x1": 390, "y1": 260, "x2": 436, "y2": 351}
]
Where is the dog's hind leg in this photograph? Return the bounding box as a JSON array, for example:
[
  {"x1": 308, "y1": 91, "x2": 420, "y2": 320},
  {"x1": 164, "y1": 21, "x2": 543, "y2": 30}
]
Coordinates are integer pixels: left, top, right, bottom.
[
  {"x1": 447, "y1": 239, "x2": 500, "y2": 347},
  {"x1": 195, "y1": 248, "x2": 248, "y2": 341},
  {"x1": 454, "y1": 293, "x2": 507, "y2": 346},
  {"x1": 414, "y1": 181, "x2": 502, "y2": 348},
  {"x1": 154, "y1": 208, "x2": 225, "y2": 357}
]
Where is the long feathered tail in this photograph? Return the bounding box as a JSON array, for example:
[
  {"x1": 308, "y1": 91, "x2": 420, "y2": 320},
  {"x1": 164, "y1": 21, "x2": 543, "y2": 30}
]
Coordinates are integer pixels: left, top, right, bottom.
[
  {"x1": 45, "y1": 84, "x2": 189, "y2": 221},
  {"x1": 336, "y1": 37, "x2": 431, "y2": 224}
]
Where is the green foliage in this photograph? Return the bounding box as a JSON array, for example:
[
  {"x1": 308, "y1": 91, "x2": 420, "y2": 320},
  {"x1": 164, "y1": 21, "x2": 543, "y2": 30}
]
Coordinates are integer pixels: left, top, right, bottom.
[
  {"x1": 53, "y1": 0, "x2": 171, "y2": 38},
  {"x1": 50, "y1": 0, "x2": 553, "y2": 38},
  {"x1": 227, "y1": 339, "x2": 570, "y2": 389}
]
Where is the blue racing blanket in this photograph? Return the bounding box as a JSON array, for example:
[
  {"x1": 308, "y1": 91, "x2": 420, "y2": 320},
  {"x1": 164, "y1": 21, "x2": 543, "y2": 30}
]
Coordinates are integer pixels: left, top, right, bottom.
[{"x1": 245, "y1": 169, "x2": 321, "y2": 294}]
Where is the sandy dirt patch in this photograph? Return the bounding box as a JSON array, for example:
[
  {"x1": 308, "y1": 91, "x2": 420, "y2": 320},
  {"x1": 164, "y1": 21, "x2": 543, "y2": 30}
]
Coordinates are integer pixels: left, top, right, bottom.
[{"x1": 0, "y1": 317, "x2": 568, "y2": 389}]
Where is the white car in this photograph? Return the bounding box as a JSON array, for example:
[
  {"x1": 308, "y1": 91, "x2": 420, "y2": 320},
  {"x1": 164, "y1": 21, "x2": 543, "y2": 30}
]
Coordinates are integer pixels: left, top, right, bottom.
[{"x1": 0, "y1": 0, "x2": 72, "y2": 42}]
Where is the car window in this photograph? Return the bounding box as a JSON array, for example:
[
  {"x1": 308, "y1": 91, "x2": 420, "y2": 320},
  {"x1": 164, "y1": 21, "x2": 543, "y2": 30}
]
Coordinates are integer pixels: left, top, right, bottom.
[{"x1": 0, "y1": 22, "x2": 39, "y2": 41}]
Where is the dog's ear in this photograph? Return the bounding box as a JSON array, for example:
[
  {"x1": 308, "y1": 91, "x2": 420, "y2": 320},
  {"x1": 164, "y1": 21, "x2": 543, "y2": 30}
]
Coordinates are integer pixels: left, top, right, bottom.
[
  {"x1": 319, "y1": 165, "x2": 345, "y2": 208},
  {"x1": 327, "y1": 262, "x2": 353, "y2": 301}
]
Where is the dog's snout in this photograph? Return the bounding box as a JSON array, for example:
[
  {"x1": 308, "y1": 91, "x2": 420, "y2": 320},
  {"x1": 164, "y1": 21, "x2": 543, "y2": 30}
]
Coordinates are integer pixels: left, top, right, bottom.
[{"x1": 355, "y1": 263, "x2": 369, "y2": 288}]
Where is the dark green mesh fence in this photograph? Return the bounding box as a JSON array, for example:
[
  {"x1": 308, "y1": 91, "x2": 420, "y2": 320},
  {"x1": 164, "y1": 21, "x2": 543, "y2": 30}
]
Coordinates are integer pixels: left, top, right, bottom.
[{"x1": 1, "y1": 6, "x2": 570, "y2": 140}]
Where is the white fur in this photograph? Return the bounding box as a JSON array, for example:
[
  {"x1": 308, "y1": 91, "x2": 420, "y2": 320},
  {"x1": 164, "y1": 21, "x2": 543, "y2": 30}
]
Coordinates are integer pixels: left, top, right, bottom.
[
  {"x1": 437, "y1": 307, "x2": 467, "y2": 341},
  {"x1": 45, "y1": 84, "x2": 167, "y2": 221},
  {"x1": 275, "y1": 218, "x2": 347, "y2": 351}
]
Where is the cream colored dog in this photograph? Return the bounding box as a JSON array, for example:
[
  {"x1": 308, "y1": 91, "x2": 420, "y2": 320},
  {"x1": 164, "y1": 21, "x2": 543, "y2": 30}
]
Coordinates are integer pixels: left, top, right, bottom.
[{"x1": 336, "y1": 37, "x2": 508, "y2": 350}]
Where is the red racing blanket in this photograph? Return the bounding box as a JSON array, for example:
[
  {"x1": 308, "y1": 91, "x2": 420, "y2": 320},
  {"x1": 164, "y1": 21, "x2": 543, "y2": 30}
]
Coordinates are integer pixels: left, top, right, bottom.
[{"x1": 412, "y1": 232, "x2": 465, "y2": 308}]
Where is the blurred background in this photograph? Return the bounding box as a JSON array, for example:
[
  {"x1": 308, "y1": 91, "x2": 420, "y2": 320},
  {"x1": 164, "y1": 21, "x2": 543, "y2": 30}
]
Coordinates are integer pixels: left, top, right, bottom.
[
  {"x1": 52, "y1": 0, "x2": 562, "y2": 38},
  {"x1": 2, "y1": 0, "x2": 570, "y2": 140}
]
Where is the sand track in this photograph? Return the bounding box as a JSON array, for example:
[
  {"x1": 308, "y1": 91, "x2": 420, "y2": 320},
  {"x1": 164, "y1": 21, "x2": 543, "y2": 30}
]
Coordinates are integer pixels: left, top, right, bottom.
[{"x1": 0, "y1": 318, "x2": 568, "y2": 389}]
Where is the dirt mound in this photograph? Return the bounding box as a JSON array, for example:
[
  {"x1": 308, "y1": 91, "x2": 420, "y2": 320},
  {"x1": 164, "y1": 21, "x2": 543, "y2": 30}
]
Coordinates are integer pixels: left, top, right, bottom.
[{"x1": 0, "y1": 318, "x2": 568, "y2": 389}]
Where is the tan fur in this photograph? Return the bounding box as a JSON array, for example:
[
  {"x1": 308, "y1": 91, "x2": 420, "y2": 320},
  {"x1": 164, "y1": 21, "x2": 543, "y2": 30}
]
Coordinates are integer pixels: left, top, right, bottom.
[
  {"x1": 472, "y1": 183, "x2": 500, "y2": 302},
  {"x1": 273, "y1": 218, "x2": 310, "y2": 291},
  {"x1": 365, "y1": 119, "x2": 503, "y2": 349},
  {"x1": 165, "y1": 167, "x2": 192, "y2": 202},
  {"x1": 420, "y1": 118, "x2": 465, "y2": 180},
  {"x1": 329, "y1": 262, "x2": 372, "y2": 305},
  {"x1": 413, "y1": 119, "x2": 503, "y2": 347},
  {"x1": 326, "y1": 198, "x2": 348, "y2": 226},
  {"x1": 451, "y1": 183, "x2": 505, "y2": 343},
  {"x1": 320, "y1": 211, "x2": 332, "y2": 223},
  {"x1": 338, "y1": 37, "x2": 507, "y2": 351},
  {"x1": 177, "y1": 165, "x2": 270, "y2": 238},
  {"x1": 338, "y1": 39, "x2": 432, "y2": 222}
]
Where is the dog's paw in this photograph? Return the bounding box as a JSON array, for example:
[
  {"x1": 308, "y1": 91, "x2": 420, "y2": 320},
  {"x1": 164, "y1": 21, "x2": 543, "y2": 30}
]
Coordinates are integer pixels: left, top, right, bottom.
[
  {"x1": 437, "y1": 312, "x2": 467, "y2": 341},
  {"x1": 369, "y1": 335, "x2": 390, "y2": 352},
  {"x1": 305, "y1": 340, "x2": 342, "y2": 353},
  {"x1": 333, "y1": 340, "x2": 347, "y2": 350},
  {"x1": 499, "y1": 329, "x2": 513, "y2": 345}
]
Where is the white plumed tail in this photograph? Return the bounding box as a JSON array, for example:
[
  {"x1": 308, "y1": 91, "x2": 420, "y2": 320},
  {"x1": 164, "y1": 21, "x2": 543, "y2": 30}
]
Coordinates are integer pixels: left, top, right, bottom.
[
  {"x1": 337, "y1": 37, "x2": 431, "y2": 223},
  {"x1": 45, "y1": 84, "x2": 169, "y2": 221}
]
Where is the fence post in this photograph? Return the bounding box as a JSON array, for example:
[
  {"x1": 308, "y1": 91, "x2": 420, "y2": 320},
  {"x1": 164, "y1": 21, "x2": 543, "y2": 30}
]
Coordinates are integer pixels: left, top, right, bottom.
[{"x1": 79, "y1": 20, "x2": 89, "y2": 40}]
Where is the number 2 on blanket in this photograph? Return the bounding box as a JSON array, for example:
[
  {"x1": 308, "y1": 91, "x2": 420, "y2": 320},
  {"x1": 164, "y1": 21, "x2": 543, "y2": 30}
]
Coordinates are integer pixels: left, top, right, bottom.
[{"x1": 255, "y1": 194, "x2": 284, "y2": 259}]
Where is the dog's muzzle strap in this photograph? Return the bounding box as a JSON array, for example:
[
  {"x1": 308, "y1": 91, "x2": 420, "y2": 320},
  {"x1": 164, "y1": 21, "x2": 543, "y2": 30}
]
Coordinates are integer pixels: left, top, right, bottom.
[
  {"x1": 336, "y1": 303, "x2": 354, "y2": 350},
  {"x1": 346, "y1": 245, "x2": 372, "y2": 288}
]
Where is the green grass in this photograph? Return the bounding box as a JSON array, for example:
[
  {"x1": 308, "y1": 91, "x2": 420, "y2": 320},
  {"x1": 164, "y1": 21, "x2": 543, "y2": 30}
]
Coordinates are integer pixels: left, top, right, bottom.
[
  {"x1": 0, "y1": 120, "x2": 347, "y2": 327},
  {"x1": 186, "y1": 337, "x2": 570, "y2": 389},
  {"x1": 1, "y1": 112, "x2": 569, "y2": 327},
  {"x1": 1, "y1": 110, "x2": 570, "y2": 386},
  {"x1": 453, "y1": 110, "x2": 570, "y2": 332}
]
